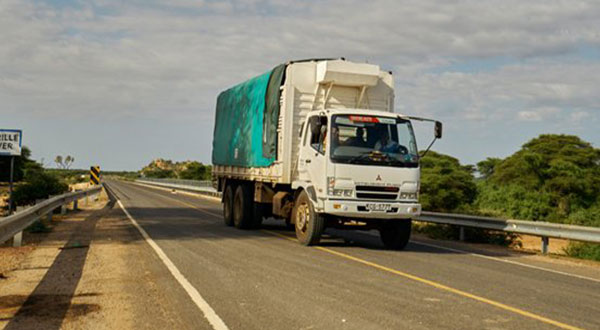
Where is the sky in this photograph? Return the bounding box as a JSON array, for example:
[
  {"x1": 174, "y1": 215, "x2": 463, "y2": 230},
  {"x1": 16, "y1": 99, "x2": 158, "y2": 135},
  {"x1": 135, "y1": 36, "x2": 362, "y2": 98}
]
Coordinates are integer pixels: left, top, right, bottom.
[{"x1": 1, "y1": 0, "x2": 599, "y2": 171}]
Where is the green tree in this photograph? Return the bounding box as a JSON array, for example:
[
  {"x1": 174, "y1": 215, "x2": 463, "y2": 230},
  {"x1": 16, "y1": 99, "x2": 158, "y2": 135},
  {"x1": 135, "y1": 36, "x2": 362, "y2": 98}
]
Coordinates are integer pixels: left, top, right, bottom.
[
  {"x1": 54, "y1": 155, "x2": 64, "y2": 169},
  {"x1": 476, "y1": 157, "x2": 501, "y2": 179},
  {"x1": 420, "y1": 151, "x2": 477, "y2": 212},
  {"x1": 476, "y1": 182, "x2": 555, "y2": 220},
  {"x1": 0, "y1": 146, "x2": 36, "y2": 182},
  {"x1": 485, "y1": 134, "x2": 600, "y2": 219},
  {"x1": 64, "y1": 155, "x2": 75, "y2": 169},
  {"x1": 476, "y1": 134, "x2": 600, "y2": 261},
  {"x1": 178, "y1": 162, "x2": 211, "y2": 180},
  {"x1": 143, "y1": 168, "x2": 176, "y2": 179}
]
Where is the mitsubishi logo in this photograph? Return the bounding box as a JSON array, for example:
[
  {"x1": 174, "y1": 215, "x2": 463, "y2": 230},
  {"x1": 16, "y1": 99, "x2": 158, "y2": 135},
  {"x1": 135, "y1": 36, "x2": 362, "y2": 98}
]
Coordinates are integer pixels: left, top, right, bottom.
[{"x1": 376, "y1": 174, "x2": 382, "y2": 181}]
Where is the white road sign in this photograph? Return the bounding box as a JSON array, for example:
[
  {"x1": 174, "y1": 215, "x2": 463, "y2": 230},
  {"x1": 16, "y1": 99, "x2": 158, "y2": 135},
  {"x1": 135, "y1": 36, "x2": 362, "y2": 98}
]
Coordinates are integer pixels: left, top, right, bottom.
[{"x1": 0, "y1": 129, "x2": 22, "y2": 156}]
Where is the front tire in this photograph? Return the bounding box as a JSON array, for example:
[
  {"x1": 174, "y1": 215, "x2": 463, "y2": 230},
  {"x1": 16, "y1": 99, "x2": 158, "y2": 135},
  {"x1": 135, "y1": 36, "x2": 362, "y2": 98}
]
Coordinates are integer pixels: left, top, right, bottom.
[
  {"x1": 233, "y1": 184, "x2": 253, "y2": 229},
  {"x1": 379, "y1": 220, "x2": 412, "y2": 250},
  {"x1": 223, "y1": 184, "x2": 235, "y2": 226},
  {"x1": 293, "y1": 191, "x2": 325, "y2": 246}
]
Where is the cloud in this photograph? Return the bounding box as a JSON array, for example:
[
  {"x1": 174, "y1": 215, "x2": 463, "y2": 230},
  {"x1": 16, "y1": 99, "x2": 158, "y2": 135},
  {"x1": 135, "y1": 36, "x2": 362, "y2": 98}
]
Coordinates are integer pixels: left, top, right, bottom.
[
  {"x1": 2, "y1": 0, "x2": 600, "y2": 119},
  {"x1": 396, "y1": 60, "x2": 600, "y2": 125},
  {"x1": 1, "y1": 0, "x2": 600, "y2": 168},
  {"x1": 569, "y1": 111, "x2": 591, "y2": 123},
  {"x1": 517, "y1": 107, "x2": 561, "y2": 122}
]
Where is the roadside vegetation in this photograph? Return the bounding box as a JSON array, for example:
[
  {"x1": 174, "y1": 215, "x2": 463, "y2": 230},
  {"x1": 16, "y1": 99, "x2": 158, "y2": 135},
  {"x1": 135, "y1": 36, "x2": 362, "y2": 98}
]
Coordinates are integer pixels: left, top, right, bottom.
[
  {"x1": 141, "y1": 159, "x2": 212, "y2": 181},
  {"x1": 0, "y1": 147, "x2": 68, "y2": 233},
  {"x1": 419, "y1": 134, "x2": 600, "y2": 261}
]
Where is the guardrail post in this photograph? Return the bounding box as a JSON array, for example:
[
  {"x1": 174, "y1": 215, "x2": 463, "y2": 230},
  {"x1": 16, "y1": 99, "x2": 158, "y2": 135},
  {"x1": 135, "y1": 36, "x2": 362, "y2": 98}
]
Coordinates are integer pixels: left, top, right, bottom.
[
  {"x1": 541, "y1": 236, "x2": 549, "y2": 255},
  {"x1": 47, "y1": 211, "x2": 53, "y2": 222},
  {"x1": 459, "y1": 227, "x2": 465, "y2": 241},
  {"x1": 60, "y1": 204, "x2": 67, "y2": 215},
  {"x1": 13, "y1": 231, "x2": 23, "y2": 247}
]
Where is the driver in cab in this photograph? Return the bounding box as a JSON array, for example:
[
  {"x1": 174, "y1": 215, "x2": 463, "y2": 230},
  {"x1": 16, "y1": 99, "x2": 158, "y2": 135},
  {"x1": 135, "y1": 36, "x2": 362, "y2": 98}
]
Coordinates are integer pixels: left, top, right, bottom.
[{"x1": 375, "y1": 130, "x2": 400, "y2": 153}]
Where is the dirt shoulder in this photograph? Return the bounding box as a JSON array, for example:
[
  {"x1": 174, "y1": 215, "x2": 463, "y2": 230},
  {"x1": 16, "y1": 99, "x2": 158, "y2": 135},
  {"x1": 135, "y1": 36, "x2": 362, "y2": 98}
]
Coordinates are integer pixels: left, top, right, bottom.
[{"x1": 0, "y1": 189, "x2": 199, "y2": 330}]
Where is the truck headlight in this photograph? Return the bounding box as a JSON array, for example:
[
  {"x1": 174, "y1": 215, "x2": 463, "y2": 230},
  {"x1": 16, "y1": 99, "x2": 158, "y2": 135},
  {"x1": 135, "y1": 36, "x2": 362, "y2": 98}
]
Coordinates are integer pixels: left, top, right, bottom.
[
  {"x1": 331, "y1": 189, "x2": 353, "y2": 197},
  {"x1": 327, "y1": 177, "x2": 353, "y2": 197}
]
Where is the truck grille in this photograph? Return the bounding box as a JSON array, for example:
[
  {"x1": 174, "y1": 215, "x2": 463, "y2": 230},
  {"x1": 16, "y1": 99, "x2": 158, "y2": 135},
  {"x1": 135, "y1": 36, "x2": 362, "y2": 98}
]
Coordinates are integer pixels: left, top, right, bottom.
[{"x1": 355, "y1": 186, "x2": 398, "y2": 200}]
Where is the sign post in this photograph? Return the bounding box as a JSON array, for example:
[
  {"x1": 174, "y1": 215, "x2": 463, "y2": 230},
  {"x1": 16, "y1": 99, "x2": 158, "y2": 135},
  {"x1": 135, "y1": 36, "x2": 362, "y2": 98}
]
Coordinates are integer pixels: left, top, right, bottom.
[
  {"x1": 1, "y1": 129, "x2": 22, "y2": 215},
  {"x1": 8, "y1": 156, "x2": 14, "y2": 214}
]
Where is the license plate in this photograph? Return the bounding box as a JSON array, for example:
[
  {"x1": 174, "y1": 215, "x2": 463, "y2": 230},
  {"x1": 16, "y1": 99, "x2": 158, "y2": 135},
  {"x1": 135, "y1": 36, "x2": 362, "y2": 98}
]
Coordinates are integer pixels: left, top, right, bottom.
[{"x1": 366, "y1": 203, "x2": 392, "y2": 212}]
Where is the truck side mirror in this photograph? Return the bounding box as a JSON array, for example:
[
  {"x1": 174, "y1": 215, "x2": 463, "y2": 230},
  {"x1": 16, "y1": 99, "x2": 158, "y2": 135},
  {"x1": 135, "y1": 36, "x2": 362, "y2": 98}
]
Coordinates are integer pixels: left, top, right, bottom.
[
  {"x1": 319, "y1": 116, "x2": 327, "y2": 126},
  {"x1": 435, "y1": 121, "x2": 443, "y2": 139},
  {"x1": 310, "y1": 118, "x2": 321, "y2": 137}
]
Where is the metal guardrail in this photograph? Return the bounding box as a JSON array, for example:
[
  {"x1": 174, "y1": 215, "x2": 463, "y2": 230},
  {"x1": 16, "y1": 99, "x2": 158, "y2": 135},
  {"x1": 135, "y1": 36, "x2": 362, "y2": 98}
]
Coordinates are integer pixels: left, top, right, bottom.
[
  {"x1": 0, "y1": 185, "x2": 103, "y2": 245},
  {"x1": 418, "y1": 211, "x2": 600, "y2": 253},
  {"x1": 135, "y1": 178, "x2": 600, "y2": 254},
  {"x1": 138, "y1": 177, "x2": 213, "y2": 188},
  {"x1": 418, "y1": 211, "x2": 600, "y2": 243},
  {"x1": 136, "y1": 178, "x2": 220, "y2": 197}
]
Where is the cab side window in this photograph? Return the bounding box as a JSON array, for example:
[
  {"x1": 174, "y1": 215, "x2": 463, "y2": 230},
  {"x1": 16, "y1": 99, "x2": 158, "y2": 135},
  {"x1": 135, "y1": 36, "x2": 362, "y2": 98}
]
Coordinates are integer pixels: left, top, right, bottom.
[{"x1": 305, "y1": 116, "x2": 327, "y2": 154}]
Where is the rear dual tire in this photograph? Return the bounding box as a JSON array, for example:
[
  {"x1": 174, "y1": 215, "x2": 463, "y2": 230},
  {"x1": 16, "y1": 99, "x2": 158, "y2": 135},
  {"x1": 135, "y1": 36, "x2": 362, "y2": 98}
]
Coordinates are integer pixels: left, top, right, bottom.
[
  {"x1": 223, "y1": 183, "x2": 264, "y2": 229},
  {"x1": 223, "y1": 184, "x2": 235, "y2": 226},
  {"x1": 233, "y1": 184, "x2": 253, "y2": 229}
]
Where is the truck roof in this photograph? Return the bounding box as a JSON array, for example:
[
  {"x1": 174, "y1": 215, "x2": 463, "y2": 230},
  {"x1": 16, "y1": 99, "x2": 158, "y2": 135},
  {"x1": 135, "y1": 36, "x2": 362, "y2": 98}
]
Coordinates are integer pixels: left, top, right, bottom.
[{"x1": 314, "y1": 108, "x2": 408, "y2": 119}]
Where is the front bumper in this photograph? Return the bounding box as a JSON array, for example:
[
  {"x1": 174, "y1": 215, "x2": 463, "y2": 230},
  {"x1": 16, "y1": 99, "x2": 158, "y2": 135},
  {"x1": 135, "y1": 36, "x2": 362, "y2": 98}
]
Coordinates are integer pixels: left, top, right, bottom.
[{"x1": 321, "y1": 199, "x2": 421, "y2": 219}]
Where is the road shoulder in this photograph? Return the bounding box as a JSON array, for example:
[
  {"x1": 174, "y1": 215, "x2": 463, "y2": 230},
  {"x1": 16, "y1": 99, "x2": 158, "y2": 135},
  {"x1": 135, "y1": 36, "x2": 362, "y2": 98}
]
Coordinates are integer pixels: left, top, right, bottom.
[{"x1": 1, "y1": 191, "x2": 210, "y2": 330}]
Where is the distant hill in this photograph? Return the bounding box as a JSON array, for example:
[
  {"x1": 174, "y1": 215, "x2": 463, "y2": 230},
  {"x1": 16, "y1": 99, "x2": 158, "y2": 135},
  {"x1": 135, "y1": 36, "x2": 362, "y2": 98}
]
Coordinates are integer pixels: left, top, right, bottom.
[{"x1": 141, "y1": 159, "x2": 211, "y2": 180}]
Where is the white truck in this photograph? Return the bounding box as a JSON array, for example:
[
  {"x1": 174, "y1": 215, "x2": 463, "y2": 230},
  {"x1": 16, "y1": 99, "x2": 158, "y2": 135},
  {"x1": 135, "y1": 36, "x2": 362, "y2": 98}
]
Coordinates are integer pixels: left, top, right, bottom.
[{"x1": 212, "y1": 58, "x2": 441, "y2": 249}]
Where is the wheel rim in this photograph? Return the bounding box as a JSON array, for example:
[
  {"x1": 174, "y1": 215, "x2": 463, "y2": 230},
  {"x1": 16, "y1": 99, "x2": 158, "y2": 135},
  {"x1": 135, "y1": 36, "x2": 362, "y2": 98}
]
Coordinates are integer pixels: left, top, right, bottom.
[{"x1": 296, "y1": 203, "x2": 310, "y2": 233}]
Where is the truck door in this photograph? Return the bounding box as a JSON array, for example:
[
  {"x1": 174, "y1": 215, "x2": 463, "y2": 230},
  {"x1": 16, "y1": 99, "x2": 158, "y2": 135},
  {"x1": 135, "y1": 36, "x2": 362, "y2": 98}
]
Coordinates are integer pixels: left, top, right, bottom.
[{"x1": 298, "y1": 116, "x2": 328, "y2": 199}]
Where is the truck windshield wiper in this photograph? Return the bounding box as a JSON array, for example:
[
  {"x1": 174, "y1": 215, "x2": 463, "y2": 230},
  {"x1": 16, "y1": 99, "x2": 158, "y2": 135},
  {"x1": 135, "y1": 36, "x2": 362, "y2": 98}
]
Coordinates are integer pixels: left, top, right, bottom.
[
  {"x1": 345, "y1": 154, "x2": 372, "y2": 164},
  {"x1": 345, "y1": 151, "x2": 390, "y2": 164},
  {"x1": 345, "y1": 153, "x2": 410, "y2": 167}
]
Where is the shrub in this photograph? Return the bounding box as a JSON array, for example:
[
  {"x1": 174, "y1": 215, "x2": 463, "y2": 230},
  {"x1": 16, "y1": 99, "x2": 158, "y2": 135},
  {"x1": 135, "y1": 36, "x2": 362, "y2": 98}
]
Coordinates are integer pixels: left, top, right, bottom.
[
  {"x1": 565, "y1": 243, "x2": 600, "y2": 261},
  {"x1": 567, "y1": 205, "x2": 600, "y2": 228},
  {"x1": 12, "y1": 169, "x2": 69, "y2": 206},
  {"x1": 475, "y1": 182, "x2": 556, "y2": 221}
]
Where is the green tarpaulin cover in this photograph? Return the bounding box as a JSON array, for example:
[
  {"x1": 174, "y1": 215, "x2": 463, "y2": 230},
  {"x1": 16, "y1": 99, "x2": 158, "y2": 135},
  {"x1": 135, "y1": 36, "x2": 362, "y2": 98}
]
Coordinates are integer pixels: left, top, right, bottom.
[{"x1": 212, "y1": 64, "x2": 286, "y2": 167}]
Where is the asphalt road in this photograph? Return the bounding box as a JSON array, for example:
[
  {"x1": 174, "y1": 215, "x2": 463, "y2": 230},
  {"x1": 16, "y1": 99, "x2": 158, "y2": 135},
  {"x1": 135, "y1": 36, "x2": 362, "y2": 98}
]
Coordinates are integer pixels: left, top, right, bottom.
[{"x1": 105, "y1": 180, "x2": 600, "y2": 330}]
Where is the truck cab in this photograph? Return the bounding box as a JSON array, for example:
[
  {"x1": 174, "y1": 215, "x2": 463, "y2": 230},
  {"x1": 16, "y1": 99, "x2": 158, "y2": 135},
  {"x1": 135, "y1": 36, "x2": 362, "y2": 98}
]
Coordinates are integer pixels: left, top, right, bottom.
[{"x1": 292, "y1": 109, "x2": 424, "y2": 248}]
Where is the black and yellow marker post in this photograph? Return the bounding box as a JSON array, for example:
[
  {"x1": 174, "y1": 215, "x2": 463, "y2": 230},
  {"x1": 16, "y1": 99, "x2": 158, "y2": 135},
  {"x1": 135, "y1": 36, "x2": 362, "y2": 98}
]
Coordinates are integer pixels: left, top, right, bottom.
[{"x1": 90, "y1": 166, "x2": 101, "y2": 185}]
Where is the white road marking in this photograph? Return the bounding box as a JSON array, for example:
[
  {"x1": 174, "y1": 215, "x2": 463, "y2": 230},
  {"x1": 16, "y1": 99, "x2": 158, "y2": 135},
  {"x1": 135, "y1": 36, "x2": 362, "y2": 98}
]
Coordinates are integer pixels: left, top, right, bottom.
[
  {"x1": 117, "y1": 200, "x2": 229, "y2": 330},
  {"x1": 360, "y1": 230, "x2": 600, "y2": 283},
  {"x1": 411, "y1": 240, "x2": 600, "y2": 284}
]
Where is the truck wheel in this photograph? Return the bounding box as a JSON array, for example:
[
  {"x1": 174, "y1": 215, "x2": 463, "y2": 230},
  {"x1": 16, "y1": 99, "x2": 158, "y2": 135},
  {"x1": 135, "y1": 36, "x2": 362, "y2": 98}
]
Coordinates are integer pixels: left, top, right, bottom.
[
  {"x1": 233, "y1": 184, "x2": 253, "y2": 229},
  {"x1": 252, "y1": 202, "x2": 264, "y2": 229},
  {"x1": 379, "y1": 220, "x2": 412, "y2": 250},
  {"x1": 293, "y1": 191, "x2": 325, "y2": 246},
  {"x1": 223, "y1": 184, "x2": 235, "y2": 226}
]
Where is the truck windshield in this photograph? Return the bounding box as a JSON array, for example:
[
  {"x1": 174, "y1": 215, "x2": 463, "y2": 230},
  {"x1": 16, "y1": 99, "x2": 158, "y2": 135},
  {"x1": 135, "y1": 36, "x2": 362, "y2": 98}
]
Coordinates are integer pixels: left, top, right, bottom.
[{"x1": 329, "y1": 115, "x2": 419, "y2": 167}]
